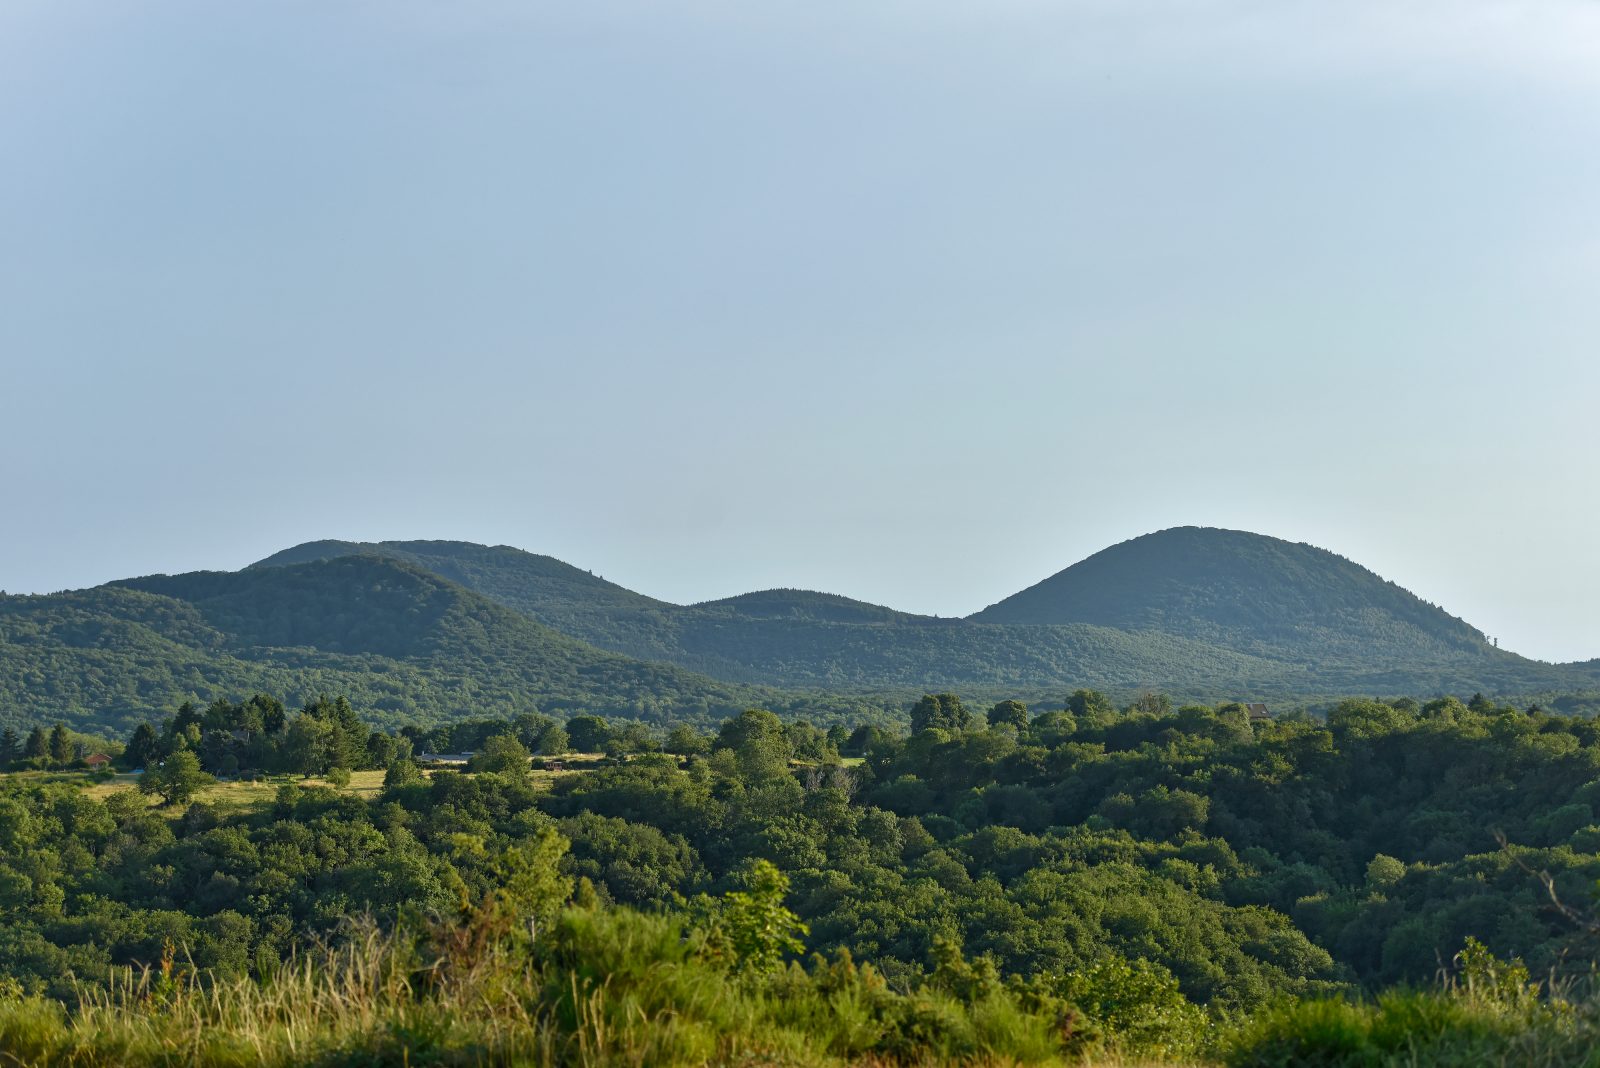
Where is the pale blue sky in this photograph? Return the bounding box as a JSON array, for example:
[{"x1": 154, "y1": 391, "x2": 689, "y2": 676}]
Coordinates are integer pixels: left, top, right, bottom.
[{"x1": 3, "y1": 1, "x2": 1598, "y2": 662}]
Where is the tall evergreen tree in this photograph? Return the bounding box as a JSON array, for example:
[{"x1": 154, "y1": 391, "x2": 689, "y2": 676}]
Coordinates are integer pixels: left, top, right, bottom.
[
  {"x1": 0, "y1": 726, "x2": 17, "y2": 766},
  {"x1": 49, "y1": 723, "x2": 74, "y2": 765},
  {"x1": 124, "y1": 723, "x2": 160, "y2": 770},
  {"x1": 24, "y1": 726, "x2": 48, "y2": 760}
]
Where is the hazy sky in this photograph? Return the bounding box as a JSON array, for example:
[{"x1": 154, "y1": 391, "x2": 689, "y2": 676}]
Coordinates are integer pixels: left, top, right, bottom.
[{"x1": 3, "y1": 1, "x2": 1598, "y2": 662}]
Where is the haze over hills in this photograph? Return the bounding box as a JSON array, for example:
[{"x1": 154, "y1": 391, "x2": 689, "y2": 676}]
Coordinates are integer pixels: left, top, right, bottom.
[
  {"x1": 4, "y1": 527, "x2": 1596, "y2": 737},
  {"x1": 972, "y1": 527, "x2": 1489, "y2": 660},
  {"x1": 0, "y1": 555, "x2": 768, "y2": 735},
  {"x1": 247, "y1": 529, "x2": 1600, "y2": 699}
]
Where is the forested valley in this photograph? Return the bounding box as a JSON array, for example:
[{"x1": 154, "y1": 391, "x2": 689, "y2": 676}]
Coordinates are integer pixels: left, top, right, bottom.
[{"x1": 4, "y1": 688, "x2": 1600, "y2": 1065}]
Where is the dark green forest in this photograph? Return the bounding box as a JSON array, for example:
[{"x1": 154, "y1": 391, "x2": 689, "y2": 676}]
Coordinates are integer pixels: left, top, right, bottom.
[
  {"x1": 6, "y1": 532, "x2": 1600, "y2": 1062},
  {"x1": 5, "y1": 689, "x2": 1600, "y2": 1064},
  {"x1": 247, "y1": 531, "x2": 1600, "y2": 696},
  {"x1": 8, "y1": 530, "x2": 1600, "y2": 746},
  {"x1": 0, "y1": 556, "x2": 906, "y2": 736}
]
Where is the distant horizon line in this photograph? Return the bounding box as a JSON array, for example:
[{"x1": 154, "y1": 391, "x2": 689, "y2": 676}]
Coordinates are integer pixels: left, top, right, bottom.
[{"x1": 10, "y1": 525, "x2": 1588, "y2": 668}]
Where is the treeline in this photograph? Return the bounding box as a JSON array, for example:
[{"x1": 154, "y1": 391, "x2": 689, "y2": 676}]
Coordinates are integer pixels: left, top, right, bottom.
[
  {"x1": 4, "y1": 687, "x2": 1600, "y2": 1062},
  {"x1": 41, "y1": 694, "x2": 851, "y2": 781},
  {"x1": 0, "y1": 722, "x2": 121, "y2": 771},
  {"x1": 0, "y1": 560, "x2": 907, "y2": 738}
]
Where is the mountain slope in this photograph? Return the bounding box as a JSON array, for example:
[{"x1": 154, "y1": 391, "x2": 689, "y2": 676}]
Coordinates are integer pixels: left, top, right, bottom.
[
  {"x1": 971, "y1": 527, "x2": 1490, "y2": 662},
  {"x1": 0, "y1": 556, "x2": 760, "y2": 735},
  {"x1": 252, "y1": 540, "x2": 685, "y2": 662},
  {"x1": 693, "y1": 589, "x2": 922, "y2": 625},
  {"x1": 245, "y1": 534, "x2": 1599, "y2": 698}
]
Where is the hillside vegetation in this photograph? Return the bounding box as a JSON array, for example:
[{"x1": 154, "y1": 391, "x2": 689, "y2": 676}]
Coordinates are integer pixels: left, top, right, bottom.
[
  {"x1": 4, "y1": 690, "x2": 1600, "y2": 1064},
  {"x1": 6, "y1": 528, "x2": 1598, "y2": 738},
  {"x1": 249, "y1": 531, "x2": 1600, "y2": 698},
  {"x1": 0, "y1": 556, "x2": 776, "y2": 736},
  {"x1": 972, "y1": 527, "x2": 1487, "y2": 657}
]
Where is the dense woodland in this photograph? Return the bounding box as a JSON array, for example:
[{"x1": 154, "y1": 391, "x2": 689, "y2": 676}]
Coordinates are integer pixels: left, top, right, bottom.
[
  {"x1": 248, "y1": 533, "x2": 1600, "y2": 696},
  {"x1": 6, "y1": 531, "x2": 1600, "y2": 1062},
  {"x1": 4, "y1": 688, "x2": 1600, "y2": 1064},
  {"x1": 7, "y1": 532, "x2": 1600, "y2": 747},
  {"x1": 0, "y1": 557, "x2": 906, "y2": 737}
]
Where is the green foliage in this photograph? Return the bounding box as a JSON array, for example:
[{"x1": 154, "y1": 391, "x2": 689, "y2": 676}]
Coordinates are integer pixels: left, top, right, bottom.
[
  {"x1": 0, "y1": 556, "x2": 769, "y2": 737},
  {"x1": 912, "y1": 693, "x2": 973, "y2": 734},
  {"x1": 988, "y1": 699, "x2": 1029, "y2": 731},
  {"x1": 382, "y1": 758, "x2": 425, "y2": 788},
  {"x1": 230, "y1": 533, "x2": 1600, "y2": 699},
  {"x1": 470, "y1": 734, "x2": 533, "y2": 779},
  {"x1": 1224, "y1": 986, "x2": 1590, "y2": 1067},
  {"x1": 138, "y1": 749, "x2": 213, "y2": 805},
  {"x1": 705, "y1": 859, "x2": 809, "y2": 974},
  {"x1": 7, "y1": 684, "x2": 1600, "y2": 1062},
  {"x1": 1057, "y1": 954, "x2": 1208, "y2": 1058}
]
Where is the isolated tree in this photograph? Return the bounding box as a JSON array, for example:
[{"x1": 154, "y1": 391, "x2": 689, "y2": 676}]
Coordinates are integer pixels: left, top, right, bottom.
[
  {"x1": 383, "y1": 758, "x2": 426, "y2": 789},
  {"x1": 910, "y1": 693, "x2": 972, "y2": 734},
  {"x1": 471, "y1": 733, "x2": 533, "y2": 778},
  {"x1": 139, "y1": 750, "x2": 213, "y2": 806},
  {"x1": 536, "y1": 725, "x2": 570, "y2": 756},
  {"x1": 988, "y1": 700, "x2": 1030, "y2": 731}
]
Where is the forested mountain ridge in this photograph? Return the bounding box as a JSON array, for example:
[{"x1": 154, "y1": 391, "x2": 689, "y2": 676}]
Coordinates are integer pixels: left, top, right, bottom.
[
  {"x1": 250, "y1": 533, "x2": 1600, "y2": 698},
  {"x1": 4, "y1": 531, "x2": 1595, "y2": 738},
  {"x1": 971, "y1": 527, "x2": 1489, "y2": 660},
  {"x1": 0, "y1": 555, "x2": 770, "y2": 735}
]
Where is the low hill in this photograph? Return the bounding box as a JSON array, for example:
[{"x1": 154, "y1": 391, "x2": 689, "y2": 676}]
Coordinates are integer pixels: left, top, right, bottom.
[
  {"x1": 971, "y1": 527, "x2": 1490, "y2": 662},
  {"x1": 252, "y1": 539, "x2": 686, "y2": 662},
  {"x1": 245, "y1": 535, "x2": 1600, "y2": 700},
  {"x1": 693, "y1": 588, "x2": 920, "y2": 625},
  {"x1": 0, "y1": 555, "x2": 761, "y2": 736}
]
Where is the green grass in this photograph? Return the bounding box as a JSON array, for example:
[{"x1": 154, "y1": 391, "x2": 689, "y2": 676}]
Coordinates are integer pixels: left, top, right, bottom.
[
  {"x1": 0, "y1": 904, "x2": 1188, "y2": 1067},
  {"x1": 14, "y1": 763, "x2": 595, "y2": 812},
  {"x1": 1223, "y1": 989, "x2": 1600, "y2": 1067}
]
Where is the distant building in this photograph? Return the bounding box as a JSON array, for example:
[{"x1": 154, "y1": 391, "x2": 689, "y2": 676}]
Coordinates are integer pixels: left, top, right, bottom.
[
  {"x1": 1246, "y1": 703, "x2": 1272, "y2": 723},
  {"x1": 85, "y1": 753, "x2": 113, "y2": 769},
  {"x1": 418, "y1": 753, "x2": 472, "y2": 766}
]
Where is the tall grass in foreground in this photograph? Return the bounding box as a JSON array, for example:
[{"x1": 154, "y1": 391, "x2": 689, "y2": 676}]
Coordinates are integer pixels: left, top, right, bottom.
[
  {"x1": 0, "y1": 905, "x2": 1106, "y2": 1067},
  {"x1": 1224, "y1": 939, "x2": 1600, "y2": 1068},
  {"x1": 6, "y1": 912, "x2": 1600, "y2": 1067}
]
